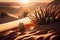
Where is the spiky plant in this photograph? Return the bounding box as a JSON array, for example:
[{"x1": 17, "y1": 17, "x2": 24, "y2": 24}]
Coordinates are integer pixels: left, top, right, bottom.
[{"x1": 28, "y1": 5, "x2": 60, "y2": 26}]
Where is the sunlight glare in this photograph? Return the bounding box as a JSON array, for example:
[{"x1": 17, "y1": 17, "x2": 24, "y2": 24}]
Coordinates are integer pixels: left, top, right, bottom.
[{"x1": 20, "y1": 0, "x2": 30, "y2": 4}]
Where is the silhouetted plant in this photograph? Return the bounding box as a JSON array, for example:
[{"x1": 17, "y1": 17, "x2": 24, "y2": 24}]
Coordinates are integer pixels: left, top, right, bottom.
[
  {"x1": 28, "y1": 5, "x2": 60, "y2": 26},
  {"x1": 23, "y1": 11, "x2": 28, "y2": 18},
  {"x1": 0, "y1": 11, "x2": 7, "y2": 18}
]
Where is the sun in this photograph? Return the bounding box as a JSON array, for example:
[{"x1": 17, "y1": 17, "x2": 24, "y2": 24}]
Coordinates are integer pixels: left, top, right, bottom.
[{"x1": 20, "y1": 0, "x2": 29, "y2": 4}]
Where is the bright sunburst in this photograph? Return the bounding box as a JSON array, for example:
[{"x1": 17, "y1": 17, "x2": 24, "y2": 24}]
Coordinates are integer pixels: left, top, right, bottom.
[{"x1": 20, "y1": 0, "x2": 29, "y2": 4}]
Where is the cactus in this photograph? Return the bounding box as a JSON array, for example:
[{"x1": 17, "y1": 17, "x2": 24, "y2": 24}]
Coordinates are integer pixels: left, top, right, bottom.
[{"x1": 28, "y1": 5, "x2": 60, "y2": 26}]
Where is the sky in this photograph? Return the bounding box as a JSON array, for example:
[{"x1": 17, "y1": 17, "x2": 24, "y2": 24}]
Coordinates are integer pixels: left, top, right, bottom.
[{"x1": 0, "y1": 0, "x2": 53, "y2": 3}]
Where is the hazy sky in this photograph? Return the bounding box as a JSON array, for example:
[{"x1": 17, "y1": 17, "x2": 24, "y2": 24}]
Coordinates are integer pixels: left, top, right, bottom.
[{"x1": 0, "y1": 0, "x2": 53, "y2": 2}]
